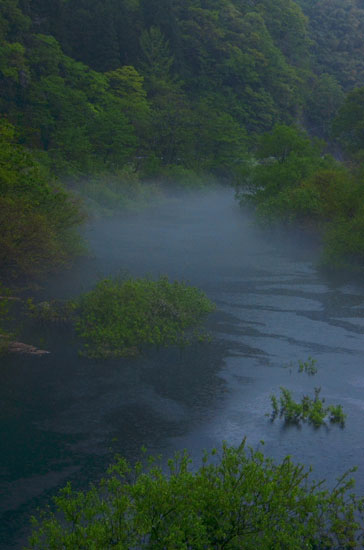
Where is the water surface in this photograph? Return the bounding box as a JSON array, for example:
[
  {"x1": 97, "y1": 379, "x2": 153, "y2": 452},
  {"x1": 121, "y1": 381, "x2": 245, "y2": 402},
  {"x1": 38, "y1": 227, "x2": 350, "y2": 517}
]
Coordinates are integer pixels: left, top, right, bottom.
[{"x1": 2, "y1": 190, "x2": 364, "y2": 548}]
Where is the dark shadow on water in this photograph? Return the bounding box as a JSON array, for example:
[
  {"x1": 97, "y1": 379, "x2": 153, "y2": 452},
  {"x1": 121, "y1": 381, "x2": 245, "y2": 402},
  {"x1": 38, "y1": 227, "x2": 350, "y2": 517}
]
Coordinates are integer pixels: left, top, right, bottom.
[{"x1": 0, "y1": 334, "x2": 229, "y2": 549}]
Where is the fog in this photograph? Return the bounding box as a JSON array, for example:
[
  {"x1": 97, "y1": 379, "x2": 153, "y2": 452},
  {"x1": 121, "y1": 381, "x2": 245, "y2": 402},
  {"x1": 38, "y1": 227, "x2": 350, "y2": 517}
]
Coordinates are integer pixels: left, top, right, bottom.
[
  {"x1": 43, "y1": 188, "x2": 320, "y2": 298},
  {"x1": 2, "y1": 188, "x2": 364, "y2": 549}
]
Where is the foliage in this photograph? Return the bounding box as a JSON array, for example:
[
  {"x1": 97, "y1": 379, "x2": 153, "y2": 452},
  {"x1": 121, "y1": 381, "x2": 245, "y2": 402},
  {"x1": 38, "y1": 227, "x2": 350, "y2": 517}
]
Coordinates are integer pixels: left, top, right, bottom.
[
  {"x1": 298, "y1": 356, "x2": 317, "y2": 376},
  {"x1": 235, "y1": 123, "x2": 364, "y2": 269},
  {"x1": 157, "y1": 165, "x2": 217, "y2": 191},
  {"x1": 74, "y1": 276, "x2": 215, "y2": 358},
  {"x1": 270, "y1": 387, "x2": 346, "y2": 428},
  {"x1": 27, "y1": 440, "x2": 364, "y2": 549},
  {"x1": 333, "y1": 86, "x2": 364, "y2": 158},
  {"x1": 73, "y1": 167, "x2": 162, "y2": 216},
  {"x1": 303, "y1": 73, "x2": 344, "y2": 138},
  {"x1": 236, "y1": 125, "x2": 334, "y2": 222},
  {"x1": 2, "y1": 0, "x2": 364, "y2": 278},
  {"x1": 285, "y1": 356, "x2": 318, "y2": 376},
  {"x1": 0, "y1": 0, "x2": 321, "y2": 182},
  {"x1": 322, "y1": 205, "x2": 364, "y2": 270},
  {"x1": 297, "y1": 0, "x2": 364, "y2": 90},
  {"x1": 0, "y1": 119, "x2": 84, "y2": 281}
]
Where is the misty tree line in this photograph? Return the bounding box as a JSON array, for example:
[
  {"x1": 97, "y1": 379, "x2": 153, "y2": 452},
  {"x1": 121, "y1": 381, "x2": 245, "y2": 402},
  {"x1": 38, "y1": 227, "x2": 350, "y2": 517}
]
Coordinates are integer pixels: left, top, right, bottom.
[{"x1": 2, "y1": 0, "x2": 364, "y2": 277}]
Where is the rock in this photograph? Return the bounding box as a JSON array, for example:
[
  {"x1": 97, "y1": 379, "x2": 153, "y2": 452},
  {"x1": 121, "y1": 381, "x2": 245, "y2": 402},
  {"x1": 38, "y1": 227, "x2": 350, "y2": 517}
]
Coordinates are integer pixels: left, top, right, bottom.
[{"x1": 6, "y1": 340, "x2": 50, "y2": 356}]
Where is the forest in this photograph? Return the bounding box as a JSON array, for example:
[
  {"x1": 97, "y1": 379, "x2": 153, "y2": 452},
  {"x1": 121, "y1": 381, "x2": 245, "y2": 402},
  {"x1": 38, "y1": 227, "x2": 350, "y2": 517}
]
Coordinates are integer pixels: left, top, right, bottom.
[
  {"x1": 3, "y1": 0, "x2": 364, "y2": 548},
  {"x1": 2, "y1": 0, "x2": 364, "y2": 280}
]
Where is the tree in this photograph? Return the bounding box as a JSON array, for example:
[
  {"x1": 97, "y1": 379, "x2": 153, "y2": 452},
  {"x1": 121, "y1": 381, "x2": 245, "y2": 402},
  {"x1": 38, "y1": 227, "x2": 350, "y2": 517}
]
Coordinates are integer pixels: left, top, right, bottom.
[
  {"x1": 236, "y1": 125, "x2": 336, "y2": 222},
  {"x1": 139, "y1": 25, "x2": 176, "y2": 92},
  {"x1": 27, "y1": 441, "x2": 364, "y2": 549},
  {"x1": 297, "y1": 0, "x2": 364, "y2": 90},
  {"x1": 0, "y1": 119, "x2": 83, "y2": 280},
  {"x1": 304, "y1": 73, "x2": 344, "y2": 138},
  {"x1": 256, "y1": 124, "x2": 319, "y2": 163},
  {"x1": 333, "y1": 87, "x2": 364, "y2": 158},
  {"x1": 105, "y1": 66, "x2": 151, "y2": 139}
]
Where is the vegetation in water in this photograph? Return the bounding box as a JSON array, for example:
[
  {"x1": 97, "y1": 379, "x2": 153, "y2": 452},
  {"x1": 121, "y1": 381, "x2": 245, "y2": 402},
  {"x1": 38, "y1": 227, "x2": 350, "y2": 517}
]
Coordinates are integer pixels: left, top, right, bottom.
[
  {"x1": 297, "y1": 357, "x2": 318, "y2": 376},
  {"x1": 285, "y1": 356, "x2": 318, "y2": 376},
  {"x1": 73, "y1": 276, "x2": 215, "y2": 358},
  {"x1": 26, "y1": 440, "x2": 364, "y2": 549},
  {"x1": 270, "y1": 386, "x2": 346, "y2": 428}
]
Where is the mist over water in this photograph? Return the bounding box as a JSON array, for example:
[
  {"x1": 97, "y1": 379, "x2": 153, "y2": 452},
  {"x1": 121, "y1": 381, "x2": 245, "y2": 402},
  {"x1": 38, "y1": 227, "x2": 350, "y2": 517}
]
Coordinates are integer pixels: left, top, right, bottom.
[{"x1": 2, "y1": 188, "x2": 364, "y2": 548}]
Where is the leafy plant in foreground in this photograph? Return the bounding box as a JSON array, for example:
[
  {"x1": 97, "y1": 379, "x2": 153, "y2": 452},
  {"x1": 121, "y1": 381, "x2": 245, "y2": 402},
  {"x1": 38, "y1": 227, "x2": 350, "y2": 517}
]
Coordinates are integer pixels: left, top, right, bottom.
[
  {"x1": 270, "y1": 386, "x2": 346, "y2": 427},
  {"x1": 27, "y1": 440, "x2": 364, "y2": 549},
  {"x1": 74, "y1": 276, "x2": 215, "y2": 358}
]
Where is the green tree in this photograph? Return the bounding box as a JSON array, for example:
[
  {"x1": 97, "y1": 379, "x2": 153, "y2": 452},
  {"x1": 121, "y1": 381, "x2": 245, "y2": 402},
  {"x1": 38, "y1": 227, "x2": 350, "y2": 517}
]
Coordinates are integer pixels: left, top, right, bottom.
[
  {"x1": 304, "y1": 73, "x2": 344, "y2": 137},
  {"x1": 333, "y1": 86, "x2": 364, "y2": 158},
  {"x1": 105, "y1": 65, "x2": 151, "y2": 144},
  {"x1": 22, "y1": 35, "x2": 138, "y2": 174},
  {"x1": 297, "y1": 0, "x2": 364, "y2": 90},
  {"x1": 139, "y1": 25, "x2": 177, "y2": 94},
  {"x1": 236, "y1": 125, "x2": 335, "y2": 222},
  {"x1": 0, "y1": 119, "x2": 83, "y2": 280},
  {"x1": 27, "y1": 441, "x2": 364, "y2": 549}
]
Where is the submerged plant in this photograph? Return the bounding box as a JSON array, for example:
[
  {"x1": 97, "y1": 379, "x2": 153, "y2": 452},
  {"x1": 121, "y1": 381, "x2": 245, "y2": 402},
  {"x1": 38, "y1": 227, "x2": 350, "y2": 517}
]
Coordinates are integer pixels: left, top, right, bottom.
[
  {"x1": 298, "y1": 356, "x2": 318, "y2": 376},
  {"x1": 270, "y1": 386, "x2": 346, "y2": 427},
  {"x1": 285, "y1": 356, "x2": 318, "y2": 376},
  {"x1": 328, "y1": 404, "x2": 346, "y2": 425}
]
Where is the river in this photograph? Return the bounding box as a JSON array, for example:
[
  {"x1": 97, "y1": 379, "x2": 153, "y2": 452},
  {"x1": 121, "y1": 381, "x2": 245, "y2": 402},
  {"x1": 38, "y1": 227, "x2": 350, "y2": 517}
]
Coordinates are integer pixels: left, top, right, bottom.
[{"x1": 1, "y1": 189, "x2": 364, "y2": 548}]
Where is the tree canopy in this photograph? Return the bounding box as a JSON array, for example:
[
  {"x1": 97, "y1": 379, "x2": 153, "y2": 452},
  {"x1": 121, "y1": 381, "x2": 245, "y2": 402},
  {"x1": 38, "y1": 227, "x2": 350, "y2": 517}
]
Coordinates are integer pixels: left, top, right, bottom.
[
  {"x1": 27, "y1": 441, "x2": 364, "y2": 549},
  {"x1": 2, "y1": 0, "x2": 364, "y2": 275}
]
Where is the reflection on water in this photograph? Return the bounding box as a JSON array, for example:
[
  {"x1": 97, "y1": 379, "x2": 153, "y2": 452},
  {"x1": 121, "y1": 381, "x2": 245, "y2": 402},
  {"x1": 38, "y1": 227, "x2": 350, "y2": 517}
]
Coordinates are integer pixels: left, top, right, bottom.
[{"x1": 1, "y1": 190, "x2": 364, "y2": 548}]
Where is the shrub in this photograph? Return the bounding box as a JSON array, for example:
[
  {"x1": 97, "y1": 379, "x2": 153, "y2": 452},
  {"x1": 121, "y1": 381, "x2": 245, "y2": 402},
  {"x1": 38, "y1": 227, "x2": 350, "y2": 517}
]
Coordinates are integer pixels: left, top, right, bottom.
[
  {"x1": 74, "y1": 276, "x2": 215, "y2": 358},
  {"x1": 27, "y1": 441, "x2": 364, "y2": 549},
  {"x1": 270, "y1": 386, "x2": 346, "y2": 427}
]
